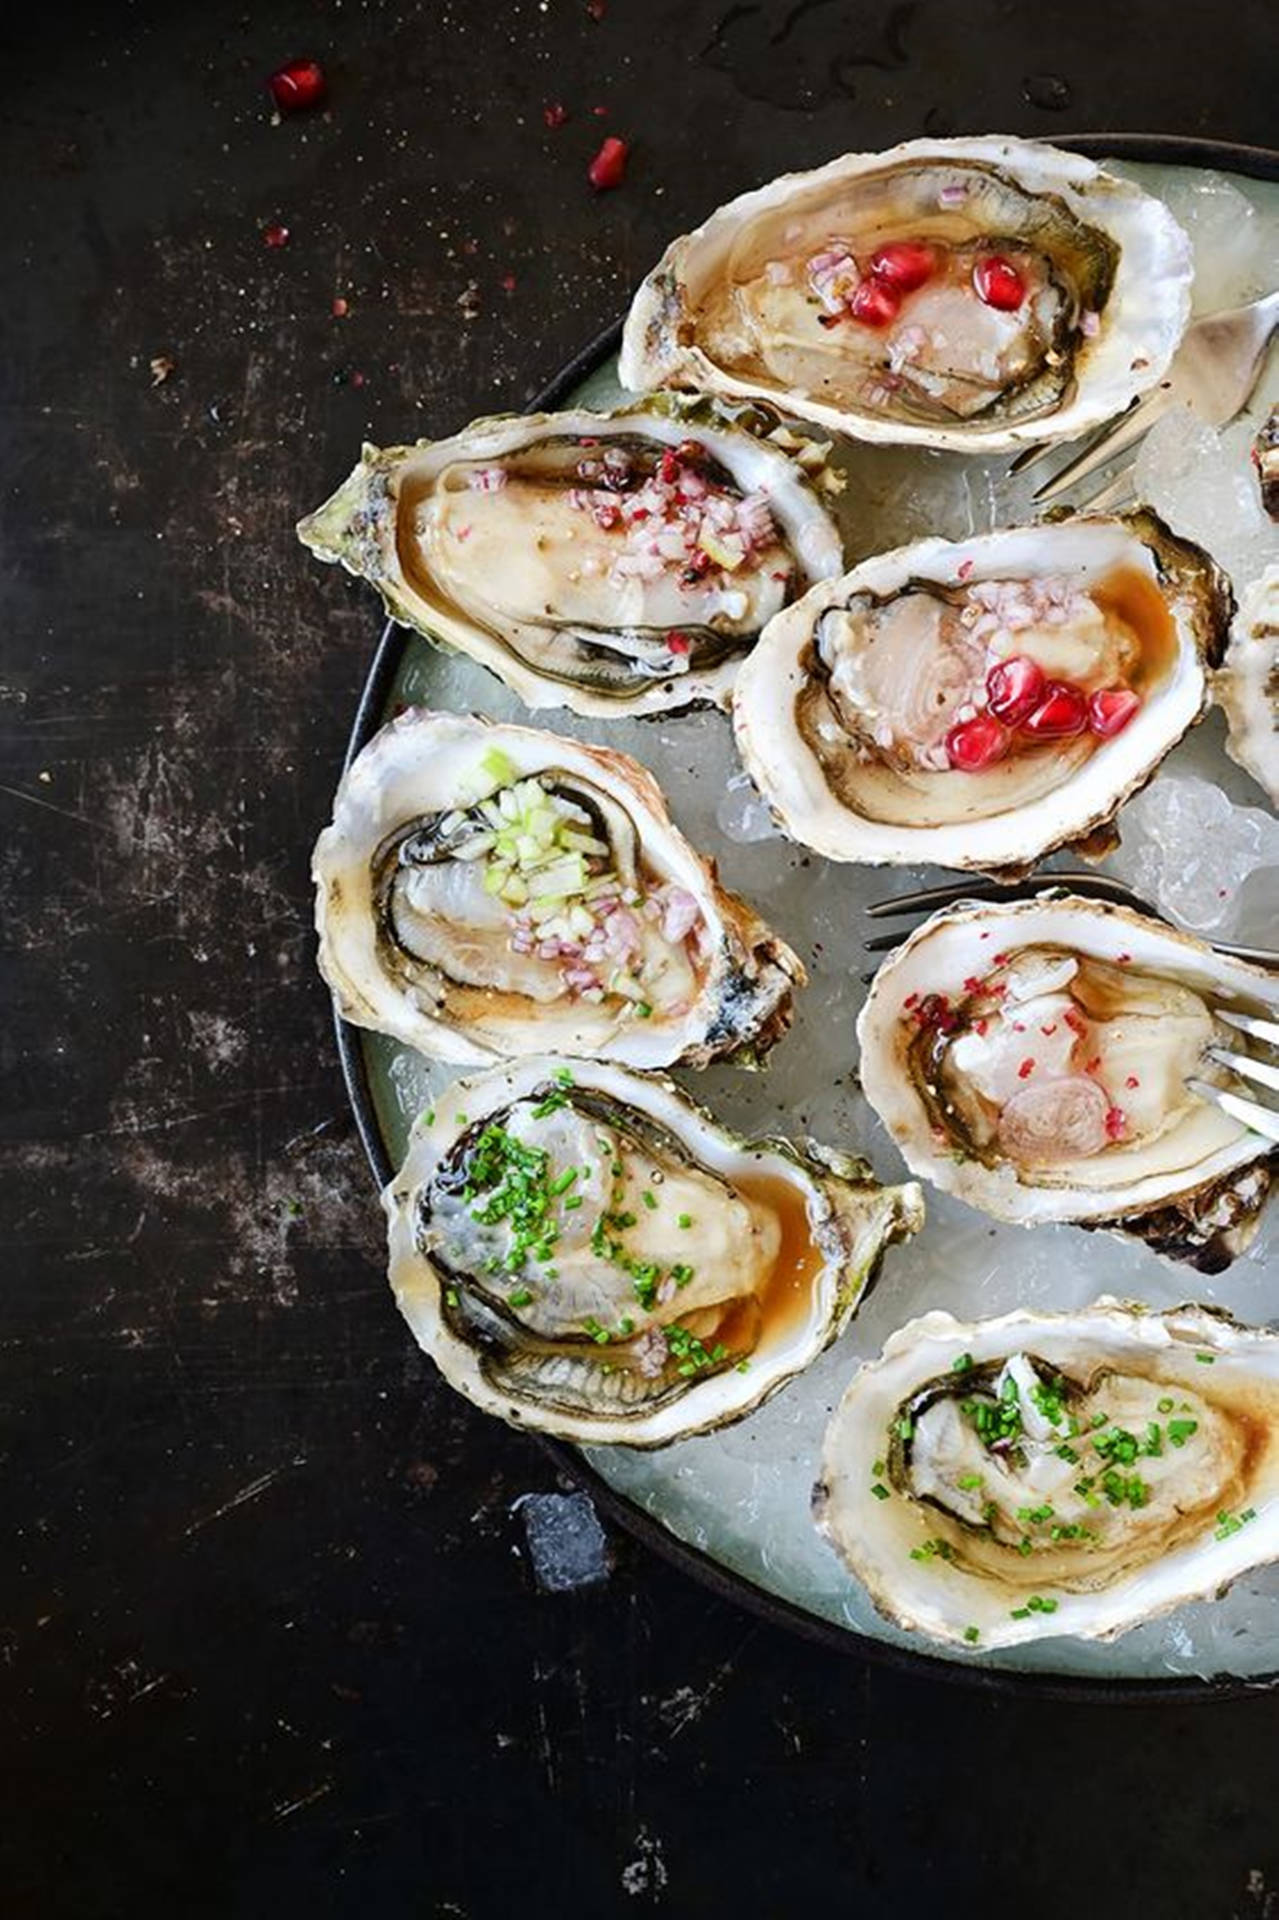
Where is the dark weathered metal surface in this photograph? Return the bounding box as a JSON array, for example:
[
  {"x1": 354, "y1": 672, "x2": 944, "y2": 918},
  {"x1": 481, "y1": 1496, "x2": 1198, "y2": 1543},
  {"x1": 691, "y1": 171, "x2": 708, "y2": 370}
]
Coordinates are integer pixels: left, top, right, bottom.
[{"x1": 3, "y1": 0, "x2": 1279, "y2": 1912}]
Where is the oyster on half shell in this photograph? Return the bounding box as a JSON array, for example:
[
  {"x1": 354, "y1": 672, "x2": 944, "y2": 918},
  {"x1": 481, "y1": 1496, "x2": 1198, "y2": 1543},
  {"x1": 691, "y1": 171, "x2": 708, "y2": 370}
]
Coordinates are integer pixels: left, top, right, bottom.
[
  {"x1": 297, "y1": 397, "x2": 844, "y2": 719},
  {"x1": 1216, "y1": 565, "x2": 1279, "y2": 806},
  {"x1": 314, "y1": 708, "x2": 804, "y2": 1069},
  {"x1": 856, "y1": 893, "x2": 1278, "y2": 1271},
  {"x1": 815, "y1": 1301, "x2": 1279, "y2": 1650},
  {"x1": 732, "y1": 510, "x2": 1231, "y2": 877},
  {"x1": 620, "y1": 136, "x2": 1192, "y2": 453},
  {"x1": 386, "y1": 1057, "x2": 923, "y2": 1446}
]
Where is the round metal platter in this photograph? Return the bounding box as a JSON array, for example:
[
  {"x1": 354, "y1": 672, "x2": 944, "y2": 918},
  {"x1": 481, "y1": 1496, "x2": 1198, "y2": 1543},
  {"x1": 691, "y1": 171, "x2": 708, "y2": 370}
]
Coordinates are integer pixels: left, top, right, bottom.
[{"x1": 331, "y1": 136, "x2": 1279, "y2": 1698}]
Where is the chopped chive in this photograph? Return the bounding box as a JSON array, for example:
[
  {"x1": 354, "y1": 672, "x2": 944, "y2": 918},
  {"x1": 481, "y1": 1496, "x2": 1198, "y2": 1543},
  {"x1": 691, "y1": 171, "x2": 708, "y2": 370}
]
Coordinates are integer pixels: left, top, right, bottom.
[
  {"x1": 956, "y1": 1473, "x2": 983, "y2": 1491},
  {"x1": 963, "y1": 1625, "x2": 980, "y2": 1645},
  {"x1": 642, "y1": 1190, "x2": 658, "y2": 1211},
  {"x1": 870, "y1": 1483, "x2": 890, "y2": 1501},
  {"x1": 1157, "y1": 1396, "x2": 1175, "y2": 1414},
  {"x1": 508, "y1": 1288, "x2": 533, "y2": 1308},
  {"x1": 677, "y1": 1213, "x2": 693, "y2": 1230},
  {"x1": 951, "y1": 1353, "x2": 974, "y2": 1373},
  {"x1": 1195, "y1": 1352, "x2": 1215, "y2": 1365}
]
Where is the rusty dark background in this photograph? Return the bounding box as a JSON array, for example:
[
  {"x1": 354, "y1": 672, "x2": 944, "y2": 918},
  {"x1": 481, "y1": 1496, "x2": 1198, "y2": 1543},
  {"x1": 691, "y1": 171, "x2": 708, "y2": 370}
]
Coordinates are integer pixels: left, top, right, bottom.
[{"x1": 3, "y1": 0, "x2": 1278, "y2": 1914}]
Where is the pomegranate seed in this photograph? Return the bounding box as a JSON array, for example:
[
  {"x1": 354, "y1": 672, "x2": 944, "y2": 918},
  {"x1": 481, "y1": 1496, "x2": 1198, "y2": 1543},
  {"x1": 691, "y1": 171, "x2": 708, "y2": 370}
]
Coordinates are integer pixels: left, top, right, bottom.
[
  {"x1": 867, "y1": 240, "x2": 936, "y2": 292},
  {"x1": 588, "y1": 136, "x2": 628, "y2": 192},
  {"x1": 262, "y1": 222, "x2": 290, "y2": 249},
  {"x1": 1023, "y1": 682, "x2": 1088, "y2": 738},
  {"x1": 659, "y1": 449, "x2": 680, "y2": 483},
  {"x1": 945, "y1": 713, "x2": 1010, "y2": 771},
  {"x1": 501, "y1": 273, "x2": 517, "y2": 292},
  {"x1": 544, "y1": 102, "x2": 569, "y2": 129},
  {"x1": 1017, "y1": 1057, "x2": 1036, "y2": 1080},
  {"x1": 268, "y1": 59, "x2": 327, "y2": 114},
  {"x1": 973, "y1": 254, "x2": 1026, "y2": 310},
  {"x1": 332, "y1": 296, "x2": 349, "y2": 318},
  {"x1": 848, "y1": 276, "x2": 901, "y2": 327},
  {"x1": 1088, "y1": 686, "x2": 1141, "y2": 737},
  {"x1": 1104, "y1": 1105, "x2": 1127, "y2": 1141},
  {"x1": 986, "y1": 654, "x2": 1046, "y2": 725},
  {"x1": 667, "y1": 631, "x2": 691, "y2": 655}
]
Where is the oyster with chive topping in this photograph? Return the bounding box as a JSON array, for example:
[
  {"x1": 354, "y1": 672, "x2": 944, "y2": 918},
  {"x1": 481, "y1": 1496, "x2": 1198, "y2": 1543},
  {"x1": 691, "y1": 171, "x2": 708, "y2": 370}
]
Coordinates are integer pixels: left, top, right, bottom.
[
  {"x1": 386, "y1": 1057, "x2": 923, "y2": 1446},
  {"x1": 815, "y1": 1301, "x2": 1279, "y2": 1649}
]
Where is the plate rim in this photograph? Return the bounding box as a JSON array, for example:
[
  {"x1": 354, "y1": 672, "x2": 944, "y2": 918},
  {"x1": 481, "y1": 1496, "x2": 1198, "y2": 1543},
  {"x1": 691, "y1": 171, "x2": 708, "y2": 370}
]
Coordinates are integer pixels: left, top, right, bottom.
[{"x1": 332, "y1": 131, "x2": 1279, "y2": 1701}]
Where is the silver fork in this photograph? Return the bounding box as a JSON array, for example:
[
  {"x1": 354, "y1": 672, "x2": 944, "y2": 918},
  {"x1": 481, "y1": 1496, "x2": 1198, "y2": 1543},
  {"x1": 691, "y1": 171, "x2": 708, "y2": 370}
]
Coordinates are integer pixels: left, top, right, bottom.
[
  {"x1": 862, "y1": 872, "x2": 1279, "y2": 1144},
  {"x1": 1007, "y1": 288, "x2": 1279, "y2": 510}
]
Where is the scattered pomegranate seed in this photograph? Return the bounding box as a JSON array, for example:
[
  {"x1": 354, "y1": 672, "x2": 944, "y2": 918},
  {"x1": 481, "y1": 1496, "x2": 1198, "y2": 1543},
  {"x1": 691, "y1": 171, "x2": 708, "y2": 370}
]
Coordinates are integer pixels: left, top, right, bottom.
[
  {"x1": 586, "y1": 0, "x2": 606, "y2": 16},
  {"x1": 1023, "y1": 682, "x2": 1088, "y2": 738},
  {"x1": 973, "y1": 254, "x2": 1026, "y2": 310},
  {"x1": 1041, "y1": 1023, "x2": 1057, "y2": 1036},
  {"x1": 1018, "y1": 1058, "x2": 1036, "y2": 1080},
  {"x1": 667, "y1": 631, "x2": 691, "y2": 655},
  {"x1": 544, "y1": 102, "x2": 569, "y2": 129},
  {"x1": 975, "y1": 1017, "x2": 989, "y2": 1035},
  {"x1": 1104, "y1": 1105, "x2": 1127, "y2": 1141},
  {"x1": 986, "y1": 654, "x2": 1046, "y2": 725},
  {"x1": 592, "y1": 104, "x2": 608, "y2": 117},
  {"x1": 332, "y1": 296, "x2": 349, "y2": 318},
  {"x1": 992, "y1": 953, "x2": 1009, "y2": 966},
  {"x1": 1063, "y1": 1006, "x2": 1086, "y2": 1035},
  {"x1": 268, "y1": 58, "x2": 327, "y2": 114},
  {"x1": 262, "y1": 222, "x2": 290, "y2": 248},
  {"x1": 957, "y1": 559, "x2": 974, "y2": 580},
  {"x1": 1125, "y1": 1074, "x2": 1140, "y2": 1089},
  {"x1": 962, "y1": 975, "x2": 982, "y2": 994},
  {"x1": 501, "y1": 273, "x2": 517, "y2": 292},
  {"x1": 848, "y1": 277, "x2": 901, "y2": 327},
  {"x1": 867, "y1": 240, "x2": 936, "y2": 291},
  {"x1": 1088, "y1": 686, "x2": 1141, "y2": 736},
  {"x1": 350, "y1": 370, "x2": 366, "y2": 389},
  {"x1": 588, "y1": 135, "x2": 628, "y2": 191},
  {"x1": 902, "y1": 992, "x2": 920, "y2": 1010},
  {"x1": 945, "y1": 712, "x2": 1009, "y2": 771}
]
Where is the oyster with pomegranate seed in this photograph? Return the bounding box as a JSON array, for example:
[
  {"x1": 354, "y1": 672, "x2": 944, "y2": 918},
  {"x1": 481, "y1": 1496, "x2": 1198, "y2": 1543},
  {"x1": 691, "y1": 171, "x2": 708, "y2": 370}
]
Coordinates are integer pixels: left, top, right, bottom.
[
  {"x1": 296, "y1": 396, "x2": 844, "y2": 719},
  {"x1": 731, "y1": 510, "x2": 1231, "y2": 878},
  {"x1": 385, "y1": 1056, "x2": 923, "y2": 1446},
  {"x1": 856, "y1": 892, "x2": 1279, "y2": 1272},
  {"x1": 815, "y1": 1300, "x2": 1279, "y2": 1650},
  {"x1": 621, "y1": 135, "x2": 1192, "y2": 453},
  {"x1": 313, "y1": 708, "x2": 805, "y2": 1069},
  {"x1": 1216, "y1": 566, "x2": 1279, "y2": 806}
]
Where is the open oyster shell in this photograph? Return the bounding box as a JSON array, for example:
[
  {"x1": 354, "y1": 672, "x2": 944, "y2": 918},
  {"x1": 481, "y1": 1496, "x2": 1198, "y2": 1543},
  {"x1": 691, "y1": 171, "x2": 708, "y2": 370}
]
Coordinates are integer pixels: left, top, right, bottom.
[
  {"x1": 815, "y1": 1301, "x2": 1279, "y2": 1650},
  {"x1": 856, "y1": 893, "x2": 1278, "y2": 1271},
  {"x1": 620, "y1": 136, "x2": 1191, "y2": 453},
  {"x1": 385, "y1": 1057, "x2": 923, "y2": 1447},
  {"x1": 313, "y1": 708, "x2": 804, "y2": 1068},
  {"x1": 732, "y1": 510, "x2": 1231, "y2": 877},
  {"x1": 297, "y1": 397, "x2": 844, "y2": 719},
  {"x1": 1216, "y1": 565, "x2": 1279, "y2": 806}
]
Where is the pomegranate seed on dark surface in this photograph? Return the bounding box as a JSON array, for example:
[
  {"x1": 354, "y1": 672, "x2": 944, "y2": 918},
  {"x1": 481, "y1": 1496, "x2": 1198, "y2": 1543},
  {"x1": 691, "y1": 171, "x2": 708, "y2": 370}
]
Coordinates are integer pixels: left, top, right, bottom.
[
  {"x1": 268, "y1": 58, "x2": 327, "y2": 114},
  {"x1": 973, "y1": 254, "x2": 1026, "y2": 310},
  {"x1": 262, "y1": 222, "x2": 290, "y2": 249},
  {"x1": 986, "y1": 654, "x2": 1046, "y2": 725},
  {"x1": 867, "y1": 240, "x2": 936, "y2": 291},
  {"x1": 945, "y1": 712, "x2": 1010, "y2": 770},
  {"x1": 667, "y1": 631, "x2": 691, "y2": 654},
  {"x1": 332, "y1": 296, "x2": 349, "y2": 317},
  {"x1": 588, "y1": 136, "x2": 628, "y2": 191},
  {"x1": 1023, "y1": 682, "x2": 1088, "y2": 737},
  {"x1": 848, "y1": 277, "x2": 901, "y2": 327},
  {"x1": 1088, "y1": 686, "x2": 1141, "y2": 736},
  {"x1": 543, "y1": 102, "x2": 569, "y2": 129}
]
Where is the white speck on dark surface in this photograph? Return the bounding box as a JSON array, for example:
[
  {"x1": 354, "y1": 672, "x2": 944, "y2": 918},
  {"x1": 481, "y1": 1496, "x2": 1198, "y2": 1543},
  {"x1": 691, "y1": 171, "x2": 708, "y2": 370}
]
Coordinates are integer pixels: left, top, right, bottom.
[{"x1": 620, "y1": 1825, "x2": 669, "y2": 1900}]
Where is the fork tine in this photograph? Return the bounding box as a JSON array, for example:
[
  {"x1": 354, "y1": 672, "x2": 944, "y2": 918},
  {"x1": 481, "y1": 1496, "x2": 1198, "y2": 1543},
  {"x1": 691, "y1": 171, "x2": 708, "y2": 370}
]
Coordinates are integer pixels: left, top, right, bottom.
[
  {"x1": 1006, "y1": 440, "x2": 1066, "y2": 478},
  {"x1": 1032, "y1": 392, "x2": 1171, "y2": 504},
  {"x1": 865, "y1": 869, "x2": 1159, "y2": 919},
  {"x1": 1218, "y1": 1009, "x2": 1279, "y2": 1048},
  {"x1": 1207, "y1": 1047, "x2": 1279, "y2": 1095},
  {"x1": 865, "y1": 876, "x2": 1012, "y2": 918},
  {"x1": 1069, "y1": 464, "x2": 1139, "y2": 516},
  {"x1": 1187, "y1": 1078, "x2": 1279, "y2": 1145}
]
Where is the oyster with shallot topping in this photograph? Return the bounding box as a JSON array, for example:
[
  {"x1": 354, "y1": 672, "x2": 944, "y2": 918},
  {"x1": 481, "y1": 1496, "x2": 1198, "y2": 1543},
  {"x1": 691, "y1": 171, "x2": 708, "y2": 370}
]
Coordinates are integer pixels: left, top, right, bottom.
[{"x1": 313, "y1": 707, "x2": 805, "y2": 1068}]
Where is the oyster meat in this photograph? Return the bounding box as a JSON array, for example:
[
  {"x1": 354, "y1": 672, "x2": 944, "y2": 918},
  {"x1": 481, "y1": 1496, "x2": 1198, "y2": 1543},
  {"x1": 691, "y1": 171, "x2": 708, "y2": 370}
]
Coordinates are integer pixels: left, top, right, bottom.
[
  {"x1": 386, "y1": 1057, "x2": 923, "y2": 1446},
  {"x1": 1216, "y1": 566, "x2": 1279, "y2": 806},
  {"x1": 733, "y1": 511, "x2": 1231, "y2": 876},
  {"x1": 815, "y1": 1301, "x2": 1279, "y2": 1650},
  {"x1": 1254, "y1": 406, "x2": 1279, "y2": 522},
  {"x1": 621, "y1": 136, "x2": 1192, "y2": 452},
  {"x1": 314, "y1": 708, "x2": 805, "y2": 1067},
  {"x1": 297, "y1": 398, "x2": 844, "y2": 719},
  {"x1": 856, "y1": 893, "x2": 1279, "y2": 1270}
]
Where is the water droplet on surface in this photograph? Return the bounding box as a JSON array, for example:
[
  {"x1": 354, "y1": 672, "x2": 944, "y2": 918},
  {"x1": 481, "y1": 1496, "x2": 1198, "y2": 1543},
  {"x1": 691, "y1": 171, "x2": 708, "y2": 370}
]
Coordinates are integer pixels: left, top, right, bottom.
[{"x1": 1021, "y1": 72, "x2": 1072, "y2": 110}]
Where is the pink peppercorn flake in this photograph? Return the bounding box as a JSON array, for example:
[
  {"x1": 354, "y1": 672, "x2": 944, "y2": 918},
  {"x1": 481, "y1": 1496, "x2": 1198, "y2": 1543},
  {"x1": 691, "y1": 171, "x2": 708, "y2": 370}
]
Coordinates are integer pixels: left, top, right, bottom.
[
  {"x1": 263, "y1": 222, "x2": 290, "y2": 248},
  {"x1": 501, "y1": 273, "x2": 517, "y2": 292},
  {"x1": 1104, "y1": 1106, "x2": 1127, "y2": 1140},
  {"x1": 1017, "y1": 1058, "x2": 1035, "y2": 1080},
  {"x1": 962, "y1": 975, "x2": 982, "y2": 994},
  {"x1": 332, "y1": 296, "x2": 349, "y2": 318},
  {"x1": 1040, "y1": 1023, "x2": 1057, "y2": 1036},
  {"x1": 667, "y1": 631, "x2": 691, "y2": 655},
  {"x1": 1116, "y1": 952, "x2": 1132, "y2": 964},
  {"x1": 902, "y1": 992, "x2": 920, "y2": 1010},
  {"x1": 1085, "y1": 1056, "x2": 1102, "y2": 1074},
  {"x1": 544, "y1": 102, "x2": 569, "y2": 129},
  {"x1": 957, "y1": 558, "x2": 974, "y2": 580},
  {"x1": 585, "y1": 0, "x2": 606, "y2": 17},
  {"x1": 1125, "y1": 1075, "x2": 1140, "y2": 1089}
]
